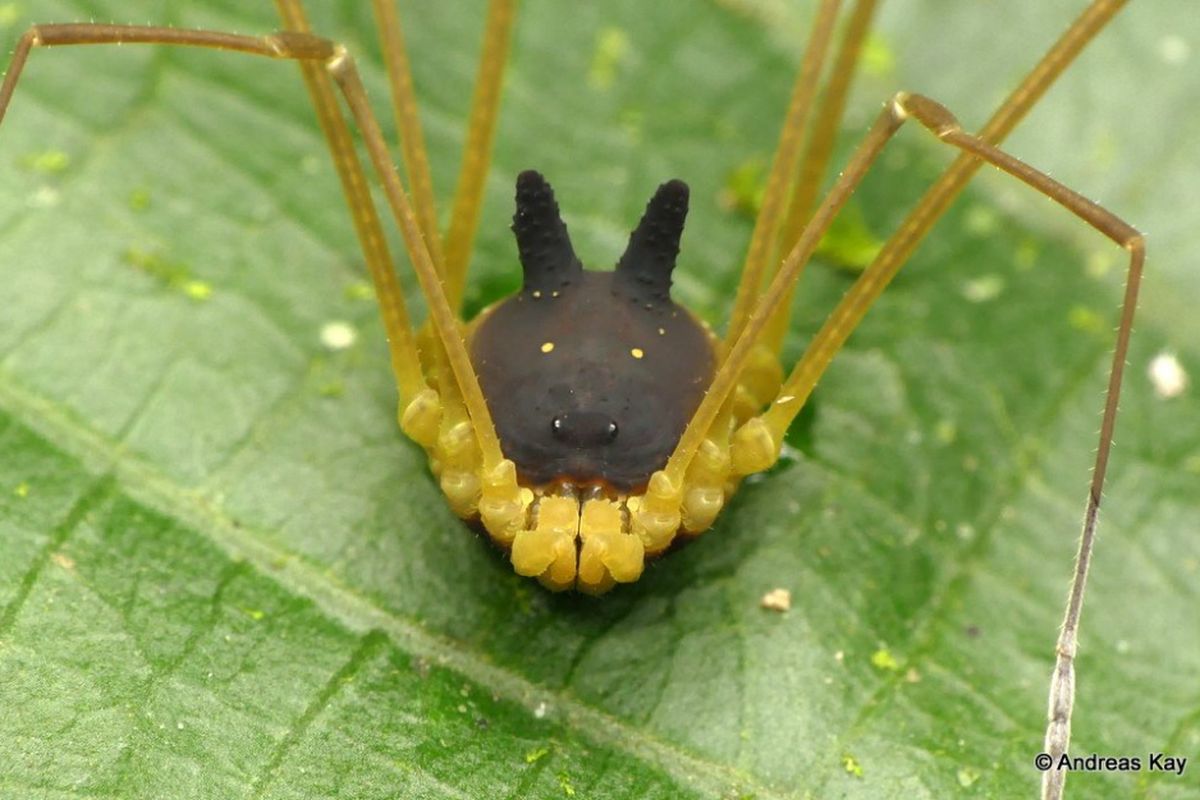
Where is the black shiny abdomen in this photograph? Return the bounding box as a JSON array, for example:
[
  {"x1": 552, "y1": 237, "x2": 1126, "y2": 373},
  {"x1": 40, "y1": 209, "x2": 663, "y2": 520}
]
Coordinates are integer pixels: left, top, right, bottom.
[{"x1": 468, "y1": 171, "x2": 713, "y2": 491}]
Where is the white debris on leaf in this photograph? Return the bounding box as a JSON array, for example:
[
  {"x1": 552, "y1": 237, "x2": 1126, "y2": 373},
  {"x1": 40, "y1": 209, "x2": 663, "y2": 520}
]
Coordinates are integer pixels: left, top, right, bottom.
[
  {"x1": 1159, "y1": 35, "x2": 1190, "y2": 66},
  {"x1": 320, "y1": 320, "x2": 358, "y2": 351},
  {"x1": 1148, "y1": 351, "x2": 1188, "y2": 399},
  {"x1": 760, "y1": 588, "x2": 792, "y2": 612}
]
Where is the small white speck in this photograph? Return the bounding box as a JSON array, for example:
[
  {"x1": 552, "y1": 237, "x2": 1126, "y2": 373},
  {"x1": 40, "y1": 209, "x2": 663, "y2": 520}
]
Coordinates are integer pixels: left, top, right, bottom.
[
  {"x1": 1115, "y1": 639, "x2": 1131, "y2": 654},
  {"x1": 956, "y1": 522, "x2": 976, "y2": 541},
  {"x1": 1159, "y1": 35, "x2": 1190, "y2": 65},
  {"x1": 176, "y1": 721, "x2": 185, "y2": 730},
  {"x1": 760, "y1": 588, "x2": 791, "y2": 612},
  {"x1": 533, "y1": 701, "x2": 549, "y2": 719},
  {"x1": 775, "y1": 395, "x2": 796, "y2": 405},
  {"x1": 964, "y1": 205, "x2": 998, "y2": 236},
  {"x1": 961, "y1": 274, "x2": 1005, "y2": 303},
  {"x1": 1149, "y1": 351, "x2": 1187, "y2": 398},
  {"x1": 28, "y1": 185, "x2": 60, "y2": 208},
  {"x1": 320, "y1": 320, "x2": 358, "y2": 351}
]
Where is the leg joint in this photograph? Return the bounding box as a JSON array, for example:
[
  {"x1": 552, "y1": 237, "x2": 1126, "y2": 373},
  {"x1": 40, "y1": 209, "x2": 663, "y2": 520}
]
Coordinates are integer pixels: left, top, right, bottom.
[{"x1": 265, "y1": 30, "x2": 336, "y2": 61}]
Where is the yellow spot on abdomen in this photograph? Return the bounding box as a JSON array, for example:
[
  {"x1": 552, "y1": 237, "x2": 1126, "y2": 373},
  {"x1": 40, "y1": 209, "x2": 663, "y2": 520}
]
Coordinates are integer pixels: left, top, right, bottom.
[
  {"x1": 541, "y1": 342, "x2": 555, "y2": 354},
  {"x1": 630, "y1": 347, "x2": 644, "y2": 359}
]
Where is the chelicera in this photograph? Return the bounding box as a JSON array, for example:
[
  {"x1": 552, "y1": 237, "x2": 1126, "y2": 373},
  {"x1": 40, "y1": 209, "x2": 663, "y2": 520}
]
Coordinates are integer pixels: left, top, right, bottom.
[{"x1": 0, "y1": 4, "x2": 1145, "y2": 794}]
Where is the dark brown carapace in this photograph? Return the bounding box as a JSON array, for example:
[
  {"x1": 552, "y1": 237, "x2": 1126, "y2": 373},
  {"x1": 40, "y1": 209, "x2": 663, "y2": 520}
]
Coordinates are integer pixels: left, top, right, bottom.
[{"x1": 470, "y1": 171, "x2": 715, "y2": 492}]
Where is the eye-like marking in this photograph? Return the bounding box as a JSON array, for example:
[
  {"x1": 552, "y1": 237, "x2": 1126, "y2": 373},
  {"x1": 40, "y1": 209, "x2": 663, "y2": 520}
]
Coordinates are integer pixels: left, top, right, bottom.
[{"x1": 549, "y1": 412, "x2": 622, "y2": 447}]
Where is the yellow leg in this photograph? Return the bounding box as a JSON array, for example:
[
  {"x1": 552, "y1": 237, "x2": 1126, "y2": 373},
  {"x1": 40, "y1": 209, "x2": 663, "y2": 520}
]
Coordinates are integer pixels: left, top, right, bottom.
[
  {"x1": 271, "y1": 0, "x2": 439, "y2": 447},
  {"x1": 370, "y1": 0, "x2": 446, "y2": 272},
  {"x1": 662, "y1": 101, "x2": 904, "y2": 496},
  {"x1": 762, "y1": 0, "x2": 880, "y2": 354},
  {"x1": 324, "y1": 52, "x2": 528, "y2": 534},
  {"x1": 723, "y1": 0, "x2": 842, "y2": 355},
  {"x1": 641, "y1": 0, "x2": 1130, "y2": 540},
  {"x1": 734, "y1": 89, "x2": 1144, "y2": 468},
  {"x1": 443, "y1": 0, "x2": 518, "y2": 311},
  {"x1": 0, "y1": 19, "x2": 444, "y2": 437},
  {"x1": 276, "y1": 2, "x2": 525, "y2": 532}
]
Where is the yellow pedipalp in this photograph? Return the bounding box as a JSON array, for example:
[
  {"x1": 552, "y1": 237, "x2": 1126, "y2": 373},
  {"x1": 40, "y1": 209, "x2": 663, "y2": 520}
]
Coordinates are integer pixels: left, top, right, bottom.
[
  {"x1": 512, "y1": 495, "x2": 579, "y2": 592},
  {"x1": 579, "y1": 497, "x2": 645, "y2": 594}
]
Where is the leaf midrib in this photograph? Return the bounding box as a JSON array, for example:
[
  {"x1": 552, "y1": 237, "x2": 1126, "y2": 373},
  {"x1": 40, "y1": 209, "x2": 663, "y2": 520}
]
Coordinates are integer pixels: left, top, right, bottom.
[
  {"x1": 0, "y1": 288, "x2": 1131, "y2": 798},
  {"x1": 0, "y1": 369, "x2": 794, "y2": 800}
]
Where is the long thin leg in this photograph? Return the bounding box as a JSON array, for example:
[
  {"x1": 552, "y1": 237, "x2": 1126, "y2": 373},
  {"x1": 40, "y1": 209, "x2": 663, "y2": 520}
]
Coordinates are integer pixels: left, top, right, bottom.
[
  {"x1": 268, "y1": 1, "x2": 442, "y2": 448},
  {"x1": 275, "y1": 0, "x2": 507, "y2": 522},
  {"x1": 646, "y1": 2, "x2": 1133, "y2": 626},
  {"x1": 745, "y1": 92, "x2": 1142, "y2": 452},
  {"x1": 322, "y1": 55, "x2": 505, "y2": 468},
  {"x1": 0, "y1": 23, "x2": 431, "y2": 428},
  {"x1": 723, "y1": 0, "x2": 842, "y2": 352},
  {"x1": 630, "y1": 95, "x2": 906, "y2": 548},
  {"x1": 763, "y1": 0, "x2": 880, "y2": 353},
  {"x1": 746, "y1": 96, "x2": 1141, "y2": 800},
  {"x1": 717, "y1": 21, "x2": 1136, "y2": 730},
  {"x1": 370, "y1": 0, "x2": 445, "y2": 269},
  {"x1": 442, "y1": 0, "x2": 517, "y2": 311},
  {"x1": 660, "y1": 98, "x2": 902, "y2": 491},
  {"x1": 779, "y1": 0, "x2": 879, "y2": 257},
  {"x1": 0, "y1": 23, "x2": 523, "y2": 526},
  {"x1": 660, "y1": 0, "x2": 1128, "y2": 470},
  {"x1": 323, "y1": 49, "x2": 529, "y2": 538}
]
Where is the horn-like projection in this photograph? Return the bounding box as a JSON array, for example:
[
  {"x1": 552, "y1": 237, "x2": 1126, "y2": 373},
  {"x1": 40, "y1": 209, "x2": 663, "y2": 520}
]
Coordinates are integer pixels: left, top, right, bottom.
[
  {"x1": 511, "y1": 170, "x2": 582, "y2": 292},
  {"x1": 615, "y1": 179, "x2": 689, "y2": 306}
]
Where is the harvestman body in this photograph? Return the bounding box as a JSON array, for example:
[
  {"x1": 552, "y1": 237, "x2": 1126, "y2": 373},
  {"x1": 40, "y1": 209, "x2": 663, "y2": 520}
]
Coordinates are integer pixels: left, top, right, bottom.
[{"x1": 0, "y1": 1, "x2": 1142, "y2": 797}]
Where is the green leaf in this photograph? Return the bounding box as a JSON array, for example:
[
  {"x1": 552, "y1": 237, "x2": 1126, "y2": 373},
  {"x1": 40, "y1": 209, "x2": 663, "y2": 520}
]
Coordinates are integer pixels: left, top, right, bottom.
[{"x1": 2, "y1": 1, "x2": 1197, "y2": 798}]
